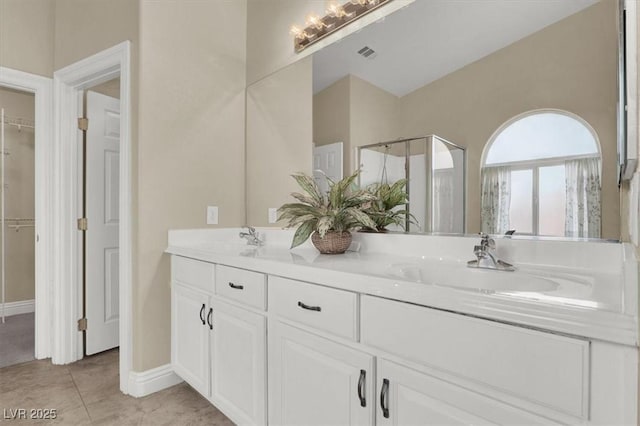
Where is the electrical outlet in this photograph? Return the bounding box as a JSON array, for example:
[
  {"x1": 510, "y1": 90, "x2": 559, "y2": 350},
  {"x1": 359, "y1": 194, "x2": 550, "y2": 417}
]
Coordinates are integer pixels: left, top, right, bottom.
[
  {"x1": 207, "y1": 206, "x2": 219, "y2": 225},
  {"x1": 268, "y1": 208, "x2": 278, "y2": 224}
]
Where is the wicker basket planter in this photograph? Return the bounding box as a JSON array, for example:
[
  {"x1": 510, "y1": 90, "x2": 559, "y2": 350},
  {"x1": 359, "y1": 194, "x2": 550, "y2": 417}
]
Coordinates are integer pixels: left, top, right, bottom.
[{"x1": 311, "y1": 231, "x2": 352, "y2": 254}]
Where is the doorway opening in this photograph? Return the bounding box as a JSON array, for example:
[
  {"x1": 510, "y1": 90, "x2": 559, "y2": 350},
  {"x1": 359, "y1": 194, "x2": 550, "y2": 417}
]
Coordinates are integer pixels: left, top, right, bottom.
[
  {"x1": 52, "y1": 41, "x2": 132, "y2": 395},
  {"x1": 0, "y1": 87, "x2": 36, "y2": 368}
]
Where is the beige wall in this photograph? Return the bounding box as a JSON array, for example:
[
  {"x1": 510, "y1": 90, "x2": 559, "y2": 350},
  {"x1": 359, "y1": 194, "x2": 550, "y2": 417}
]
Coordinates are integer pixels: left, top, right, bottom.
[
  {"x1": 53, "y1": 0, "x2": 138, "y2": 70},
  {"x1": 90, "y1": 78, "x2": 121, "y2": 99},
  {"x1": 313, "y1": 76, "x2": 351, "y2": 174},
  {"x1": 0, "y1": 0, "x2": 137, "y2": 76},
  {"x1": 0, "y1": 88, "x2": 35, "y2": 303},
  {"x1": 0, "y1": 0, "x2": 55, "y2": 77},
  {"x1": 247, "y1": 57, "x2": 313, "y2": 226},
  {"x1": 314, "y1": 75, "x2": 399, "y2": 176},
  {"x1": 398, "y1": 0, "x2": 619, "y2": 238},
  {"x1": 136, "y1": 0, "x2": 247, "y2": 371},
  {"x1": 349, "y1": 75, "x2": 400, "y2": 170}
]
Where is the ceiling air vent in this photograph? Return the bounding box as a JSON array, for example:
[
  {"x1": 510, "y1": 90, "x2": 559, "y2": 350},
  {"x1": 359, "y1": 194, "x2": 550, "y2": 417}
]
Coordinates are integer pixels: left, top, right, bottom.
[{"x1": 357, "y1": 46, "x2": 377, "y2": 59}]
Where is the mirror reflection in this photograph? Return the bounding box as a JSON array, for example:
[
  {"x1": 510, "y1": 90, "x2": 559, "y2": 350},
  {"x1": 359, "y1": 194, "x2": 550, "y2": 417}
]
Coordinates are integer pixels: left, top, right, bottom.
[
  {"x1": 358, "y1": 136, "x2": 465, "y2": 234},
  {"x1": 310, "y1": 0, "x2": 619, "y2": 239}
]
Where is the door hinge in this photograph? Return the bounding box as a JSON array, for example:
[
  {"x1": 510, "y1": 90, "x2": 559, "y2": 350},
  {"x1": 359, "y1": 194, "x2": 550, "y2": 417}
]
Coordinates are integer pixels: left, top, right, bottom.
[
  {"x1": 77, "y1": 318, "x2": 87, "y2": 331},
  {"x1": 77, "y1": 217, "x2": 88, "y2": 231},
  {"x1": 78, "y1": 117, "x2": 89, "y2": 131}
]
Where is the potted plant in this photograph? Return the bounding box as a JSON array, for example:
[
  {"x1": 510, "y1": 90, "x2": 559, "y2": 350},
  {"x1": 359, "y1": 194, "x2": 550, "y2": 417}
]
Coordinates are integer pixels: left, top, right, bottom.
[
  {"x1": 363, "y1": 179, "x2": 416, "y2": 232},
  {"x1": 277, "y1": 170, "x2": 377, "y2": 254}
]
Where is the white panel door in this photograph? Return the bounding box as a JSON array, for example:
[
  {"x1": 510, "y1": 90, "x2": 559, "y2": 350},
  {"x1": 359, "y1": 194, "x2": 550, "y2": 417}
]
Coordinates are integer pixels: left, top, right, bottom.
[
  {"x1": 85, "y1": 91, "x2": 120, "y2": 355},
  {"x1": 376, "y1": 359, "x2": 553, "y2": 426},
  {"x1": 171, "y1": 282, "x2": 210, "y2": 396},
  {"x1": 269, "y1": 321, "x2": 374, "y2": 426},
  {"x1": 210, "y1": 299, "x2": 266, "y2": 425},
  {"x1": 313, "y1": 142, "x2": 343, "y2": 194}
]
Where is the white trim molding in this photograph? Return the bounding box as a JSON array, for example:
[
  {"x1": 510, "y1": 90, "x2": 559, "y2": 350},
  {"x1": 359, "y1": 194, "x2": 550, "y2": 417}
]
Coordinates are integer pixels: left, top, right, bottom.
[
  {"x1": 128, "y1": 365, "x2": 183, "y2": 398},
  {"x1": 0, "y1": 66, "x2": 53, "y2": 361},
  {"x1": 52, "y1": 41, "x2": 133, "y2": 395},
  {"x1": 2, "y1": 299, "x2": 35, "y2": 317}
]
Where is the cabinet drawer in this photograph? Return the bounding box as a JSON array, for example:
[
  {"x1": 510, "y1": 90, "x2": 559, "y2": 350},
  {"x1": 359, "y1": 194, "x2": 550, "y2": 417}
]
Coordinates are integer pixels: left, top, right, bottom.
[
  {"x1": 172, "y1": 256, "x2": 214, "y2": 294},
  {"x1": 216, "y1": 265, "x2": 266, "y2": 310},
  {"x1": 377, "y1": 359, "x2": 556, "y2": 426},
  {"x1": 269, "y1": 276, "x2": 358, "y2": 341},
  {"x1": 361, "y1": 295, "x2": 589, "y2": 420}
]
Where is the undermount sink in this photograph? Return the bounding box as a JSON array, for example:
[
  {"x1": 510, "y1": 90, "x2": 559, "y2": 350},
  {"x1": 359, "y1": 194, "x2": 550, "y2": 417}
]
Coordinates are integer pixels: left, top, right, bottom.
[{"x1": 386, "y1": 263, "x2": 561, "y2": 293}]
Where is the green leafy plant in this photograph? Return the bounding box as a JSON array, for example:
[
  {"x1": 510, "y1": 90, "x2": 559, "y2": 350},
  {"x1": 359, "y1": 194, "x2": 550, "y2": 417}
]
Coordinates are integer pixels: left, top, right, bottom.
[
  {"x1": 364, "y1": 179, "x2": 417, "y2": 231},
  {"x1": 277, "y1": 170, "x2": 378, "y2": 248}
]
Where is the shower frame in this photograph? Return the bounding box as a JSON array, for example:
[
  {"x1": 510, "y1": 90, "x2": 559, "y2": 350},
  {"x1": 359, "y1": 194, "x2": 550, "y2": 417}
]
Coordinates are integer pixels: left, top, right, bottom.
[{"x1": 357, "y1": 135, "x2": 467, "y2": 233}]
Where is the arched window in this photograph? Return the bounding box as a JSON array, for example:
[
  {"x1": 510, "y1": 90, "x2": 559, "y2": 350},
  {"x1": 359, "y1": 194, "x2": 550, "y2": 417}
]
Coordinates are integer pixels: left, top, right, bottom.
[{"x1": 481, "y1": 110, "x2": 601, "y2": 238}]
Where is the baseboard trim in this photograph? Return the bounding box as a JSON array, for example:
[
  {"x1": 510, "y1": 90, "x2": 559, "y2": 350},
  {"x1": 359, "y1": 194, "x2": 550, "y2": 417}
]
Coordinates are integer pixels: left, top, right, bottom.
[
  {"x1": 2, "y1": 299, "x2": 35, "y2": 317},
  {"x1": 127, "y1": 364, "x2": 183, "y2": 398}
]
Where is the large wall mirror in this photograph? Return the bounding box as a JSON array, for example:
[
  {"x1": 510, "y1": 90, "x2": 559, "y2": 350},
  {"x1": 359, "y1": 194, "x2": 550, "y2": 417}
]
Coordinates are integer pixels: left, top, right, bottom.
[{"x1": 246, "y1": 0, "x2": 623, "y2": 241}]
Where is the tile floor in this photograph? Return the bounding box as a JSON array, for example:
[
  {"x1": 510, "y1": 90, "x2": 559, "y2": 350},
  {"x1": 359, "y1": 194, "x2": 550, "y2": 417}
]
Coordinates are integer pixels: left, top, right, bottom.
[{"x1": 0, "y1": 349, "x2": 233, "y2": 425}]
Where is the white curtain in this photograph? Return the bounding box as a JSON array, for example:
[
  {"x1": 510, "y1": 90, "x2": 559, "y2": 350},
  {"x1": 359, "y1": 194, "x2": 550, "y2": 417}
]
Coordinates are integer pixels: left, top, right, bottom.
[
  {"x1": 432, "y1": 170, "x2": 454, "y2": 233},
  {"x1": 565, "y1": 157, "x2": 601, "y2": 238},
  {"x1": 481, "y1": 166, "x2": 511, "y2": 234}
]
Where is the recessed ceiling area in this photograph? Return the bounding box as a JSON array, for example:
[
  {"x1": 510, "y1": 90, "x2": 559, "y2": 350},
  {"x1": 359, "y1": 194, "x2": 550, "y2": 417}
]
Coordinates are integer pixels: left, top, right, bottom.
[{"x1": 312, "y1": 0, "x2": 599, "y2": 96}]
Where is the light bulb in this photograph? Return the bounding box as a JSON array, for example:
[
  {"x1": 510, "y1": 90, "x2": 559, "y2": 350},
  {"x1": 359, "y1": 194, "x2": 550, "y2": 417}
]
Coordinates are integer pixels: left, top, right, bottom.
[
  {"x1": 305, "y1": 13, "x2": 325, "y2": 30},
  {"x1": 326, "y1": 2, "x2": 344, "y2": 18},
  {"x1": 290, "y1": 25, "x2": 308, "y2": 41}
]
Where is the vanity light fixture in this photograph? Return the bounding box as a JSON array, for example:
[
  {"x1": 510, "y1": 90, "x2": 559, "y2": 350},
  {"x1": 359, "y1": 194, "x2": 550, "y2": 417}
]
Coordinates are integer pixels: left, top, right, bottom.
[{"x1": 291, "y1": 0, "x2": 393, "y2": 52}]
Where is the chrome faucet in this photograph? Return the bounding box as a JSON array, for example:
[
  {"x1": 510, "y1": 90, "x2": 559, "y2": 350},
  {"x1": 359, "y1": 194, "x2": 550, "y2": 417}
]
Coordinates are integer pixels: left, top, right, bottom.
[
  {"x1": 239, "y1": 226, "x2": 263, "y2": 246},
  {"x1": 467, "y1": 233, "x2": 515, "y2": 271}
]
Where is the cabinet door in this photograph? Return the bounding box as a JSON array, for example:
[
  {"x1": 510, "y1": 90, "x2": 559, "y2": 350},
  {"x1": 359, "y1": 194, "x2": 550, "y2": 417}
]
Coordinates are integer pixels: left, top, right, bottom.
[
  {"x1": 171, "y1": 282, "x2": 210, "y2": 396},
  {"x1": 269, "y1": 321, "x2": 374, "y2": 426},
  {"x1": 376, "y1": 359, "x2": 553, "y2": 426},
  {"x1": 210, "y1": 299, "x2": 266, "y2": 426}
]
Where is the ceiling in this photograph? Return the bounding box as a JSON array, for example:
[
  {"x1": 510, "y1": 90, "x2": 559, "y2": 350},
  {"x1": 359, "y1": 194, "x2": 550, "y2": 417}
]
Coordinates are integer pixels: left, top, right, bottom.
[{"x1": 312, "y1": 0, "x2": 600, "y2": 97}]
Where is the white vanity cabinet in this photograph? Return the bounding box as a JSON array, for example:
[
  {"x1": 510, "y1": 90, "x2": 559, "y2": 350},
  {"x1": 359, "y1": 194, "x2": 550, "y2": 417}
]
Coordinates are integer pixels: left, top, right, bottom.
[
  {"x1": 171, "y1": 281, "x2": 211, "y2": 396},
  {"x1": 375, "y1": 359, "x2": 552, "y2": 426},
  {"x1": 361, "y1": 295, "x2": 589, "y2": 423},
  {"x1": 171, "y1": 256, "x2": 267, "y2": 426},
  {"x1": 210, "y1": 298, "x2": 266, "y2": 425},
  {"x1": 169, "y1": 251, "x2": 637, "y2": 426},
  {"x1": 171, "y1": 256, "x2": 215, "y2": 397},
  {"x1": 268, "y1": 275, "x2": 373, "y2": 425},
  {"x1": 268, "y1": 320, "x2": 375, "y2": 426}
]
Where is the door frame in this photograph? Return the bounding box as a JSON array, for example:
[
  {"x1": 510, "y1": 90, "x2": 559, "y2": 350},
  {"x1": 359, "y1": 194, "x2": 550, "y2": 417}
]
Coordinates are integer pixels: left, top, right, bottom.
[
  {"x1": 0, "y1": 67, "x2": 53, "y2": 360},
  {"x1": 52, "y1": 41, "x2": 133, "y2": 395}
]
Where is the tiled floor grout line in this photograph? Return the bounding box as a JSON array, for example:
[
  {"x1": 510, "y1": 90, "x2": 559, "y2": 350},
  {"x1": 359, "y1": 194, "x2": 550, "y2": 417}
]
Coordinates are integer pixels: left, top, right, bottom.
[{"x1": 67, "y1": 365, "x2": 94, "y2": 424}]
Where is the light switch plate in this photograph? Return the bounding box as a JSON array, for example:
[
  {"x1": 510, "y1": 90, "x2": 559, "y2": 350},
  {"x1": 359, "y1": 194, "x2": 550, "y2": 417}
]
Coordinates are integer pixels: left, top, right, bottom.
[
  {"x1": 268, "y1": 208, "x2": 278, "y2": 224},
  {"x1": 207, "y1": 206, "x2": 219, "y2": 225}
]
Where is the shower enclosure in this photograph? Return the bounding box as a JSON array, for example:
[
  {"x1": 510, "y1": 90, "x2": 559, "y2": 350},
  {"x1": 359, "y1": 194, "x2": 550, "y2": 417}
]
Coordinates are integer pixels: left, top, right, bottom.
[{"x1": 358, "y1": 135, "x2": 466, "y2": 234}]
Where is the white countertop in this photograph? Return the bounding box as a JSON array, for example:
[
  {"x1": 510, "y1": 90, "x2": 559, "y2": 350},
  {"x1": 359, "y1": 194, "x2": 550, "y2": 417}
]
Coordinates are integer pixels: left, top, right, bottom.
[{"x1": 166, "y1": 228, "x2": 639, "y2": 347}]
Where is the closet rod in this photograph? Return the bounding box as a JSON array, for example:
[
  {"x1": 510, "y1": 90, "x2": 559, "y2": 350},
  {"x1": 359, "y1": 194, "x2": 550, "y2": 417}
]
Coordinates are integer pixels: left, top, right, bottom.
[{"x1": 7, "y1": 224, "x2": 35, "y2": 232}]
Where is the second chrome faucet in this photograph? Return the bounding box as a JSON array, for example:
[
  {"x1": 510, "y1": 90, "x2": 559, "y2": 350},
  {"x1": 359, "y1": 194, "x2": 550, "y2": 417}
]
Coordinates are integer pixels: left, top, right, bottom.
[{"x1": 467, "y1": 233, "x2": 515, "y2": 271}]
